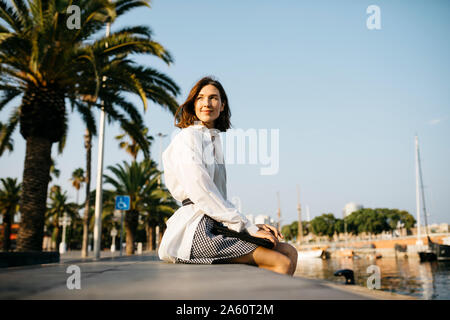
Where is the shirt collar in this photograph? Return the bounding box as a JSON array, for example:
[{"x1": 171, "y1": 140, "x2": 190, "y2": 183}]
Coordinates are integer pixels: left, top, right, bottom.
[{"x1": 191, "y1": 121, "x2": 221, "y2": 136}]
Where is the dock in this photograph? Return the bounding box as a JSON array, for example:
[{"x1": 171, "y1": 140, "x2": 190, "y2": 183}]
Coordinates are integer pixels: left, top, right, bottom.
[{"x1": 0, "y1": 251, "x2": 415, "y2": 300}]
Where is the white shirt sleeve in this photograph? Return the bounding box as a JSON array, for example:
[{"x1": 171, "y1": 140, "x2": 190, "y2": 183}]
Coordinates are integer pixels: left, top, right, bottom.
[{"x1": 168, "y1": 128, "x2": 259, "y2": 235}]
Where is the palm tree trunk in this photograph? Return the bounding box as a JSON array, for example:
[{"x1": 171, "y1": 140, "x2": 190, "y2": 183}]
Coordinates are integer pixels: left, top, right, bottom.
[
  {"x1": 146, "y1": 224, "x2": 154, "y2": 251},
  {"x1": 52, "y1": 221, "x2": 60, "y2": 249},
  {"x1": 2, "y1": 211, "x2": 12, "y2": 251},
  {"x1": 16, "y1": 136, "x2": 52, "y2": 252},
  {"x1": 81, "y1": 130, "x2": 92, "y2": 258},
  {"x1": 125, "y1": 210, "x2": 138, "y2": 255}
]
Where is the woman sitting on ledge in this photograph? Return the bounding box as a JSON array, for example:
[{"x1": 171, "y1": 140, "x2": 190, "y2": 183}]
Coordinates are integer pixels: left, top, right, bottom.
[{"x1": 158, "y1": 76, "x2": 298, "y2": 276}]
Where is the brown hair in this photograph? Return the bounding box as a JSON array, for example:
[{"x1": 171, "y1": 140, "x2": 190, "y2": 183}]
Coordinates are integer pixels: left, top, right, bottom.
[{"x1": 174, "y1": 76, "x2": 231, "y2": 132}]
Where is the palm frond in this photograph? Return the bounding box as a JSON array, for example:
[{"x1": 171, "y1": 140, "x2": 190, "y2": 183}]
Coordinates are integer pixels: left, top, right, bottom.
[
  {"x1": 114, "y1": 0, "x2": 151, "y2": 16},
  {"x1": 75, "y1": 101, "x2": 98, "y2": 136},
  {"x1": 92, "y1": 33, "x2": 173, "y2": 65},
  {"x1": 112, "y1": 25, "x2": 153, "y2": 38},
  {"x1": 0, "y1": 0, "x2": 24, "y2": 33},
  {"x1": 0, "y1": 107, "x2": 19, "y2": 156},
  {"x1": 10, "y1": 0, "x2": 31, "y2": 31},
  {"x1": 0, "y1": 88, "x2": 21, "y2": 112},
  {"x1": 56, "y1": 109, "x2": 68, "y2": 154}
]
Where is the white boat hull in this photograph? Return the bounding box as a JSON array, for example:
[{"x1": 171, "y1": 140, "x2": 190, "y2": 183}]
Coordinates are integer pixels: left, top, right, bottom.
[{"x1": 297, "y1": 249, "x2": 324, "y2": 259}]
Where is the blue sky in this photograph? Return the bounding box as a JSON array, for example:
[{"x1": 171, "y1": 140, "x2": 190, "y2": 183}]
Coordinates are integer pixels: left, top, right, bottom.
[{"x1": 1, "y1": 0, "x2": 449, "y2": 225}]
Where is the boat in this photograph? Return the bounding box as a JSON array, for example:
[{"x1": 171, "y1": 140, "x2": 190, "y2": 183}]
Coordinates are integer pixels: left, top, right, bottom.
[
  {"x1": 414, "y1": 135, "x2": 450, "y2": 262},
  {"x1": 419, "y1": 236, "x2": 450, "y2": 261},
  {"x1": 297, "y1": 249, "x2": 326, "y2": 259}
]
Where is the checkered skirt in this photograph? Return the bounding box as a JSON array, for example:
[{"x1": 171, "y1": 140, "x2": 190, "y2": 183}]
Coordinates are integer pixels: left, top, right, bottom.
[{"x1": 175, "y1": 215, "x2": 259, "y2": 264}]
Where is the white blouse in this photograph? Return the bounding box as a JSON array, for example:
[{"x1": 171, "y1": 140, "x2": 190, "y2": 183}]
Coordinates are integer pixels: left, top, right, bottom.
[{"x1": 158, "y1": 123, "x2": 259, "y2": 262}]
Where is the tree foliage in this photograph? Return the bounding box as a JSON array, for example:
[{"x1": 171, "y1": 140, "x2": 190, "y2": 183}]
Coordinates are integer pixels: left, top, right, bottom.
[
  {"x1": 311, "y1": 213, "x2": 337, "y2": 238},
  {"x1": 0, "y1": 0, "x2": 180, "y2": 251},
  {"x1": 283, "y1": 208, "x2": 417, "y2": 240},
  {"x1": 344, "y1": 208, "x2": 416, "y2": 236}
]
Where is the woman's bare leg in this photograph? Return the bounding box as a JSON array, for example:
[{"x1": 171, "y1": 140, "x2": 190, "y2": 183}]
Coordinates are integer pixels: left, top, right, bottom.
[
  {"x1": 228, "y1": 245, "x2": 296, "y2": 275},
  {"x1": 272, "y1": 242, "x2": 298, "y2": 275}
]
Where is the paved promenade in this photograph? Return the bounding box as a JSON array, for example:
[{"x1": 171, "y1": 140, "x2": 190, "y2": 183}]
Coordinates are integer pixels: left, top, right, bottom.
[{"x1": 0, "y1": 251, "x2": 415, "y2": 300}]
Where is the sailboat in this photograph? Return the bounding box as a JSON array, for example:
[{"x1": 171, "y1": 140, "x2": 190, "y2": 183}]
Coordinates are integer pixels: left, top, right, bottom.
[
  {"x1": 415, "y1": 135, "x2": 450, "y2": 262},
  {"x1": 295, "y1": 188, "x2": 329, "y2": 260}
]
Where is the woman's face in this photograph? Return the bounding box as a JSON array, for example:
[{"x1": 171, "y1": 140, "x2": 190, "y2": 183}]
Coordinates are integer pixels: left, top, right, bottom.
[{"x1": 194, "y1": 84, "x2": 224, "y2": 129}]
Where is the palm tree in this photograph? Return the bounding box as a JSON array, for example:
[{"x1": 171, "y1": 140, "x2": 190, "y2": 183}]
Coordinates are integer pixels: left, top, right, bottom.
[
  {"x1": 103, "y1": 159, "x2": 162, "y2": 254},
  {"x1": 45, "y1": 185, "x2": 78, "y2": 250},
  {"x1": 142, "y1": 186, "x2": 177, "y2": 251},
  {"x1": 78, "y1": 74, "x2": 177, "y2": 258},
  {"x1": 0, "y1": 178, "x2": 21, "y2": 251},
  {"x1": 49, "y1": 158, "x2": 61, "y2": 182},
  {"x1": 0, "y1": 0, "x2": 180, "y2": 251},
  {"x1": 70, "y1": 168, "x2": 85, "y2": 205},
  {"x1": 115, "y1": 122, "x2": 154, "y2": 161},
  {"x1": 75, "y1": 17, "x2": 180, "y2": 256},
  {"x1": 76, "y1": 49, "x2": 180, "y2": 259},
  {"x1": 87, "y1": 161, "x2": 176, "y2": 252}
]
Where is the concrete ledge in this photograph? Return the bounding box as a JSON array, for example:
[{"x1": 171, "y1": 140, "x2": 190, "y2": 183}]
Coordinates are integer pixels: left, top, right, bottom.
[
  {"x1": 0, "y1": 252, "x2": 417, "y2": 300},
  {"x1": 0, "y1": 252, "x2": 60, "y2": 268}
]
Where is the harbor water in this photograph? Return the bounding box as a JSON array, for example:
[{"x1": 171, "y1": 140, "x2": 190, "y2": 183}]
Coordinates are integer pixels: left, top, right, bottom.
[{"x1": 294, "y1": 256, "x2": 450, "y2": 300}]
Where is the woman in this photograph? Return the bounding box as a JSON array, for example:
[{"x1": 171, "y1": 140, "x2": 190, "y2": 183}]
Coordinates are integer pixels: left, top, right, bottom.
[{"x1": 158, "y1": 76, "x2": 298, "y2": 275}]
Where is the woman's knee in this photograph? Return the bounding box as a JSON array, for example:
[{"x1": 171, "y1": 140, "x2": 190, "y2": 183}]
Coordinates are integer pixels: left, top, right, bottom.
[
  {"x1": 288, "y1": 245, "x2": 298, "y2": 269},
  {"x1": 276, "y1": 243, "x2": 298, "y2": 274},
  {"x1": 274, "y1": 253, "x2": 293, "y2": 274},
  {"x1": 276, "y1": 243, "x2": 298, "y2": 262}
]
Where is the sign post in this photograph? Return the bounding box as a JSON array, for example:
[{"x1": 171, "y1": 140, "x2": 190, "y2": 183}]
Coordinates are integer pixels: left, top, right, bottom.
[{"x1": 115, "y1": 196, "x2": 130, "y2": 256}]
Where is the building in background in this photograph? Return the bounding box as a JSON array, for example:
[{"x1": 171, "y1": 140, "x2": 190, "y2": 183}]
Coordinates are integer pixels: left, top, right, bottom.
[
  {"x1": 245, "y1": 214, "x2": 254, "y2": 225},
  {"x1": 254, "y1": 215, "x2": 277, "y2": 227},
  {"x1": 343, "y1": 202, "x2": 363, "y2": 218},
  {"x1": 245, "y1": 214, "x2": 277, "y2": 228}
]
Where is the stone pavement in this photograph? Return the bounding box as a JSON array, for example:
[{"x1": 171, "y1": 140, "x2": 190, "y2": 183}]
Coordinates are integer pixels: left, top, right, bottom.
[{"x1": 0, "y1": 251, "x2": 415, "y2": 300}]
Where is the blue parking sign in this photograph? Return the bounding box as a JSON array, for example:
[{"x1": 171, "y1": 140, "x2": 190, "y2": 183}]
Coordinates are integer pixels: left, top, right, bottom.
[{"x1": 115, "y1": 195, "x2": 130, "y2": 211}]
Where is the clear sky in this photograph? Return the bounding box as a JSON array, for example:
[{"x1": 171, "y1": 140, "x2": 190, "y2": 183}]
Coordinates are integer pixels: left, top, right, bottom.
[{"x1": 1, "y1": 0, "x2": 449, "y2": 226}]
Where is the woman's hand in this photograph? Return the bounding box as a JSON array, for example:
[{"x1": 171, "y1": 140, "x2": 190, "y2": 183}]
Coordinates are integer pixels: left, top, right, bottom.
[
  {"x1": 252, "y1": 229, "x2": 279, "y2": 248},
  {"x1": 256, "y1": 224, "x2": 284, "y2": 241}
]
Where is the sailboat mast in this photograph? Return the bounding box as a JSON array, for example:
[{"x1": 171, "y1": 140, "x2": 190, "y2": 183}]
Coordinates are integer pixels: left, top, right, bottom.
[
  {"x1": 415, "y1": 135, "x2": 423, "y2": 245},
  {"x1": 276, "y1": 192, "x2": 281, "y2": 232},
  {"x1": 417, "y1": 136, "x2": 430, "y2": 236},
  {"x1": 297, "y1": 185, "x2": 303, "y2": 246}
]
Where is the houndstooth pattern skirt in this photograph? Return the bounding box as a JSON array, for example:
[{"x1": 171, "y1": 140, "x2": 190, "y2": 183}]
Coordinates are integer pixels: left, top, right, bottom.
[{"x1": 175, "y1": 215, "x2": 259, "y2": 264}]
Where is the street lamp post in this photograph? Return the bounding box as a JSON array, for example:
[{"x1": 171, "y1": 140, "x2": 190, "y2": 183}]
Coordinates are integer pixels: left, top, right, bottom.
[
  {"x1": 93, "y1": 19, "x2": 111, "y2": 260},
  {"x1": 59, "y1": 212, "x2": 72, "y2": 254},
  {"x1": 88, "y1": 233, "x2": 92, "y2": 252},
  {"x1": 276, "y1": 192, "x2": 281, "y2": 232},
  {"x1": 110, "y1": 227, "x2": 117, "y2": 253}
]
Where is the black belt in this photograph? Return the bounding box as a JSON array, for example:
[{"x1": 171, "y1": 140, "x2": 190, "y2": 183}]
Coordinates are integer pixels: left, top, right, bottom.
[{"x1": 182, "y1": 198, "x2": 194, "y2": 206}]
